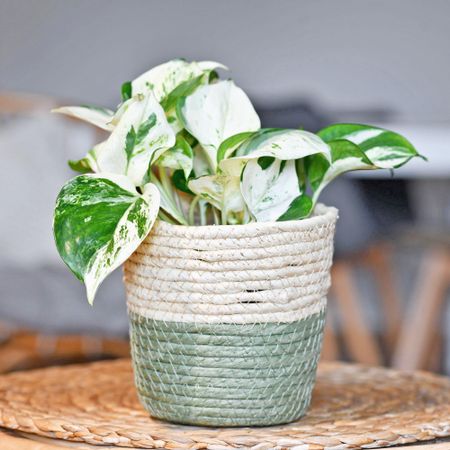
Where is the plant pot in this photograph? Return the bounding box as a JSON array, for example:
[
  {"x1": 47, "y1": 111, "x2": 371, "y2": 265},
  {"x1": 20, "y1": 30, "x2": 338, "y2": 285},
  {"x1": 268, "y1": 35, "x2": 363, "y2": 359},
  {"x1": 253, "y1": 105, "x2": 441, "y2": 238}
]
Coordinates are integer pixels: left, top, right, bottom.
[{"x1": 124, "y1": 204, "x2": 338, "y2": 427}]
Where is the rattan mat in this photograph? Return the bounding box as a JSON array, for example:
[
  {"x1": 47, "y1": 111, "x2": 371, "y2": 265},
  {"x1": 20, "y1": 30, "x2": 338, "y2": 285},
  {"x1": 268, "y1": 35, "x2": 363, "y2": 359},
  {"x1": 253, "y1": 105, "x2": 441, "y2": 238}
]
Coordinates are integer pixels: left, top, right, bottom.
[{"x1": 0, "y1": 359, "x2": 449, "y2": 449}]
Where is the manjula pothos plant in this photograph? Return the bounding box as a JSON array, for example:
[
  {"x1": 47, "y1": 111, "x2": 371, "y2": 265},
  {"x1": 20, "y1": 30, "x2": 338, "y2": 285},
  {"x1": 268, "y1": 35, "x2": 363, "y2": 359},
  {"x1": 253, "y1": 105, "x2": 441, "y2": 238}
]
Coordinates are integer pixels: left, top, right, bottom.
[{"x1": 53, "y1": 59, "x2": 423, "y2": 304}]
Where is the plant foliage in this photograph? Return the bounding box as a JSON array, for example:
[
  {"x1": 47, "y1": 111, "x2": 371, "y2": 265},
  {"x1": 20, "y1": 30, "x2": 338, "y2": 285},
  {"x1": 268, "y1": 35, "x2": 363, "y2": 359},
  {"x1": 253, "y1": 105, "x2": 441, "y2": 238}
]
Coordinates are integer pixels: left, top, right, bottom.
[{"x1": 53, "y1": 59, "x2": 423, "y2": 302}]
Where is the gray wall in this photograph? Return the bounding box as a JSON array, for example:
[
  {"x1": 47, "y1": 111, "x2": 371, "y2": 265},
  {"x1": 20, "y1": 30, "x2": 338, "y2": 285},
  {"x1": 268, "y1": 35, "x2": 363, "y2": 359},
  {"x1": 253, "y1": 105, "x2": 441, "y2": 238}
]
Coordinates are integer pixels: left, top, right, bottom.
[{"x1": 1, "y1": 0, "x2": 450, "y2": 122}]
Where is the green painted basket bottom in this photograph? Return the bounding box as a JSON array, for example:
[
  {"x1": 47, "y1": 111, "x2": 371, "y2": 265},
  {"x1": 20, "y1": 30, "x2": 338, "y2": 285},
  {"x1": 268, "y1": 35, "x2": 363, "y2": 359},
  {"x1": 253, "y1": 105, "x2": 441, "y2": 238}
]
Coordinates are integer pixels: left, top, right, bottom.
[{"x1": 129, "y1": 310, "x2": 326, "y2": 427}]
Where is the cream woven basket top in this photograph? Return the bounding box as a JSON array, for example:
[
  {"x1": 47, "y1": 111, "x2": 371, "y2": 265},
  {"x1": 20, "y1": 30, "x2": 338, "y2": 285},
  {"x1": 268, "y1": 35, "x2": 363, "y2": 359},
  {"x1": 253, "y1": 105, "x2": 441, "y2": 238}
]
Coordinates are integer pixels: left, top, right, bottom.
[{"x1": 124, "y1": 204, "x2": 338, "y2": 325}]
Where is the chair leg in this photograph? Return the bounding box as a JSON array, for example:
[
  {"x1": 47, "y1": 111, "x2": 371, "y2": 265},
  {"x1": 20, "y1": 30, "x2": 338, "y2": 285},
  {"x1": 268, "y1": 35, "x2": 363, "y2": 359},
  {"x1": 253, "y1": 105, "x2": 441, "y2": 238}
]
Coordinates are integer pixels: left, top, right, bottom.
[
  {"x1": 365, "y1": 244, "x2": 403, "y2": 355},
  {"x1": 392, "y1": 248, "x2": 450, "y2": 371},
  {"x1": 331, "y1": 261, "x2": 383, "y2": 365},
  {"x1": 321, "y1": 309, "x2": 339, "y2": 361}
]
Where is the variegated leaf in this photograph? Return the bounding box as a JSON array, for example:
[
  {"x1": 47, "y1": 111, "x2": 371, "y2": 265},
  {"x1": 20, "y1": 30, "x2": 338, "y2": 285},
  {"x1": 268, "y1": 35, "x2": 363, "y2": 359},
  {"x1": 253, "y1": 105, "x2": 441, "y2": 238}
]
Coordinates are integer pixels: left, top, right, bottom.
[
  {"x1": 220, "y1": 129, "x2": 331, "y2": 177},
  {"x1": 317, "y1": 123, "x2": 421, "y2": 168},
  {"x1": 306, "y1": 139, "x2": 375, "y2": 202},
  {"x1": 68, "y1": 148, "x2": 99, "y2": 174},
  {"x1": 178, "y1": 80, "x2": 261, "y2": 170},
  {"x1": 188, "y1": 174, "x2": 245, "y2": 223},
  {"x1": 52, "y1": 105, "x2": 114, "y2": 131},
  {"x1": 241, "y1": 158, "x2": 306, "y2": 222},
  {"x1": 94, "y1": 93, "x2": 175, "y2": 186},
  {"x1": 155, "y1": 134, "x2": 193, "y2": 179},
  {"x1": 131, "y1": 59, "x2": 226, "y2": 102},
  {"x1": 149, "y1": 171, "x2": 188, "y2": 225},
  {"x1": 309, "y1": 123, "x2": 424, "y2": 202},
  {"x1": 216, "y1": 131, "x2": 257, "y2": 163},
  {"x1": 192, "y1": 144, "x2": 212, "y2": 177},
  {"x1": 53, "y1": 174, "x2": 160, "y2": 304}
]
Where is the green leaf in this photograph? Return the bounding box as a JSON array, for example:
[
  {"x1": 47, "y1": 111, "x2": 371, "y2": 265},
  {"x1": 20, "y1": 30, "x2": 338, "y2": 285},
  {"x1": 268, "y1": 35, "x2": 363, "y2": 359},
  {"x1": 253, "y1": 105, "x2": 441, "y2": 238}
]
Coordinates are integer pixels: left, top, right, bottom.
[
  {"x1": 172, "y1": 169, "x2": 194, "y2": 195},
  {"x1": 52, "y1": 105, "x2": 114, "y2": 131},
  {"x1": 241, "y1": 158, "x2": 301, "y2": 222},
  {"x1": 121, "y1": 81, "x2": 132, "y2": 101},
  {"x1": 53, "y1": 174, "x2": 160, "y2": 304},
  {"x1": 317, "y1": 123, "x2": 422, "y2": 168},
  {"x1": 216, "y1": 131, "x2": 256, "y2": 163},
  {"x1": 156, "y1": 134, "x2": 193, "y2": 178},
  {"x1": 307, "y1": 139, "x2": 374, "y2": 192},
  {"x1": 67, "y1": 147, "x2": 100, "y2": 174},
  {"x1": 68, "y1": 158, "x2": 92, "y2": 174},
  {"x1": 123, "y1": 113, "x2": 158, "y2": 169},
  {"x1": 178, "y1": 80, "x2": 261, "y2": 171},
  {"x1": 258, "y1": 156, "x2": 276, "y2": 170},
  {"x1": 136, "y1": 113, "x2": 157, "y2": 144},
  {"x1": 220, "y1": 128, "x2": 331, "y2": 177},
  {"x1": 124, "y1": 126, "x2": 137, "y2": 165},
  {"x1": 277, "y1": 195, "x2": 313, "y2": 221}
]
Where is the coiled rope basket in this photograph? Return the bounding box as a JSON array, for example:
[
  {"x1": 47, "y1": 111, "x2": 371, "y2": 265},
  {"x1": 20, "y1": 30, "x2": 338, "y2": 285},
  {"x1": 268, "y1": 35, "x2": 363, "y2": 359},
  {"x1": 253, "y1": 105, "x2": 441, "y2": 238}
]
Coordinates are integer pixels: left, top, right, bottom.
[{"x1": 124, "y1": 204, "x2": 338, "y2": 427}]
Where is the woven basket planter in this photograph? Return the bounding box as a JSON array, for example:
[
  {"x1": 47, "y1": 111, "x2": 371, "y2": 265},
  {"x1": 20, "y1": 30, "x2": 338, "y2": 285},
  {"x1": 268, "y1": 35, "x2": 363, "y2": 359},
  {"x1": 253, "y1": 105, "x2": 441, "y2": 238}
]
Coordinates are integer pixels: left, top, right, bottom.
[{"x1": 124, "y1": 204, "x2": 338, "y2": 427}]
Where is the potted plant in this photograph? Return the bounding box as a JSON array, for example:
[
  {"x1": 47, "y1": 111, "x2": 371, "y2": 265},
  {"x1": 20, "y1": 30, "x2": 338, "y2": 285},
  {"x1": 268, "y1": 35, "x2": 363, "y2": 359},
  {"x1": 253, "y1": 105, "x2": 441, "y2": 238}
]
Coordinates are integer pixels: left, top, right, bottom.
[{"x1": 53, "y1": 59, "x2": 423, "y2": 427}]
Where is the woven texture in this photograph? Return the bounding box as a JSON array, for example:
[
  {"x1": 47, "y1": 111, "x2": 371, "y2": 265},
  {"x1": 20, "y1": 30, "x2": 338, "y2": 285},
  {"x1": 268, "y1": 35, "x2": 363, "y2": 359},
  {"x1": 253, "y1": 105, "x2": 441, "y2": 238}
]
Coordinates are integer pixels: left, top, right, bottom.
[
  {"x1": 129, "y1": 311, "x2": 325, "y2": 426},
  {"x1": 0, "y1": 359, "x2": 449, "y2": 449},
  {"x1": 124, "y1": 205, "x2": 337, "y2": 426}
]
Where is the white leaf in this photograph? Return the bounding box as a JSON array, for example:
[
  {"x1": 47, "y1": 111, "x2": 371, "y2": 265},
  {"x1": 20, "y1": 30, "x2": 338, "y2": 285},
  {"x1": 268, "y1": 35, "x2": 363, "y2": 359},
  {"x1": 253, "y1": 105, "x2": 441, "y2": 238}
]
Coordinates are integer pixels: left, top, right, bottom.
[
  {"x1": 241, "y1": 159, "x2": 300, "y2": 222},
  {"x1": 52, "y1": 106, "x2": 114, "y2": 131},
  {"x1": 179, "y1": 80, "x2": 261, "y2": 170}
]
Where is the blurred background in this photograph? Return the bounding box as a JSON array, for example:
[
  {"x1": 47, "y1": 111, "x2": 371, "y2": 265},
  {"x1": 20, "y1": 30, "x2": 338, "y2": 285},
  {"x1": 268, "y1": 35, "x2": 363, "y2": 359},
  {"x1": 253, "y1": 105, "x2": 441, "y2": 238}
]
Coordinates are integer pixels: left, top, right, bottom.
[{"x1": 0, "y1": 0, "x2": 449, "y2": 374}]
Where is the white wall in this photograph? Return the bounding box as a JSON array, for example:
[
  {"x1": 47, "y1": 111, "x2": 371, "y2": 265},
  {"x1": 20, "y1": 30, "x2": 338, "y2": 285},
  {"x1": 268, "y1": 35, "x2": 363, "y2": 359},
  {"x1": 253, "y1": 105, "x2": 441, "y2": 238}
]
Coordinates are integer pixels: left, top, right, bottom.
[{"x1": 1, "y1": 0, "x2": 450, "y2": 122}]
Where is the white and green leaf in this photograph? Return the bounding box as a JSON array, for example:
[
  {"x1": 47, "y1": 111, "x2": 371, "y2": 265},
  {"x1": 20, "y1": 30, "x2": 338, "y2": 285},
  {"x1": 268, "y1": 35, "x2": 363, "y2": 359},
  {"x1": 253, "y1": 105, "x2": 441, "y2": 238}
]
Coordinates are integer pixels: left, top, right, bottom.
[
  {"x1": 131, "y1": 59, "x2": 226, "y2": 102},
  {"x1": 52, "y1": 105, "x2": 114, "y2": 131},
  {"x1": 220, "y1": 128, "x2": 331, "y2": 177},
  {"x1": 155, "y1": 134, "x2": 193, "y2": 179},
  {"x1": 241, "y1": 158, "x2": 310, "y2": 222},
  {"x1": 94, "y1": 93, "x2": 175, "y2": 186},
  {"x1": 178, "y1": 80, "x2": 261, "y2": 171},
  {"x1": 188, "y1": 174, "x2": 245, "y2": 223},
  {"x1": 53, "y1": 174, "x2": 160, "y2": 304},
  {"x1": 317, "y1": 123, "x2": 422, "y2": 169},
  {"x1": 308, "y1": 123, "x2": 424, "y2": 202},
  {"x1": 149, "y1": 171, "x2": 188, "y2": 225},
  {"x1": 68, "y1": 147, "x2": 99, "y2": 173},
  {"x1": 306, "y1": 139, "x2": 375, "y2": 202}
]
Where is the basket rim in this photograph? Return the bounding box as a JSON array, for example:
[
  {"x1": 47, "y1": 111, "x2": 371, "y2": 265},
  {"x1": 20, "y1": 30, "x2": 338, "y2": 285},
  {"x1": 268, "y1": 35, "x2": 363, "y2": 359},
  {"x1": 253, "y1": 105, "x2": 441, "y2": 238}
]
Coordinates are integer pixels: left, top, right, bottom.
[{"x1": 151, "y1": 203, "x2": 338, "y2": 238}]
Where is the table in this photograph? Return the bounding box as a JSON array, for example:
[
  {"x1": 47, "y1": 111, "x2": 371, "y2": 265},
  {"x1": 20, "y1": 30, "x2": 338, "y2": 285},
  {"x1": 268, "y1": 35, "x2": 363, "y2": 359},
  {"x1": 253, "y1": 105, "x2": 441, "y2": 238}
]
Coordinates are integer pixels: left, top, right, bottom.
[
  {"x1": 0, "y1": 359, "x2": 449, "y2": 449},
  {"x1": 1, "y1": 431, "x2": 449, "y2": 449}
]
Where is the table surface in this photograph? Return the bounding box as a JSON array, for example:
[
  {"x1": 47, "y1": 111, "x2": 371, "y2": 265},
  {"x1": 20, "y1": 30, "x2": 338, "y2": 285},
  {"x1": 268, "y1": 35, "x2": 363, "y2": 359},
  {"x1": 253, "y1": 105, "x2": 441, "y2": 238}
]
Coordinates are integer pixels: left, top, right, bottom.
[
  {"x1": 1, "y1": 430, "x2": 449, "y2": 449},
  {"x1": 0, "y1": 359, "x2": 449, "y2": 450}
]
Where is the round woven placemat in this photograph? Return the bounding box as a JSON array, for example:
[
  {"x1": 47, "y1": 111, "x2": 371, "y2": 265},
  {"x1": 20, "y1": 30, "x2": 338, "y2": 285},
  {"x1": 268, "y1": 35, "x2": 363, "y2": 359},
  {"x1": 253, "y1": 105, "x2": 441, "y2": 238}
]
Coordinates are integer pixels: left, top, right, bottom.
[{"x1": 0, "y1": 359, "x2": 449, "y2": 450}]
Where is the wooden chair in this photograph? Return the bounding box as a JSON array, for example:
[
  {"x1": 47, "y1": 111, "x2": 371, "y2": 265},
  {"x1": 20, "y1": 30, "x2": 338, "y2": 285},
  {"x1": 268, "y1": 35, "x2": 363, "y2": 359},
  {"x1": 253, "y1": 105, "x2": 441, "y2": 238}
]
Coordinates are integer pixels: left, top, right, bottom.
[
  {"x1": 392, "y1": 240, "x2": 450, "y2": 371},
  {"x1": 322, "y1": 234, "x2": 450, "y2": 372},
  {"x1": 321, "y1": 241, "x2": 402, "y2": 366}
]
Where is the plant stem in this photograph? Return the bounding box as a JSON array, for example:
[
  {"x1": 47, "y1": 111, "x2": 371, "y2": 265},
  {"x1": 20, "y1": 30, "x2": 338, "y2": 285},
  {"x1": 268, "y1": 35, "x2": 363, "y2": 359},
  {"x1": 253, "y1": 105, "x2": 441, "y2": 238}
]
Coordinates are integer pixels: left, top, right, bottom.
[
  {"x1": 212, "y1": 207, "x2": 220, "y2": 225},
  {"x1": 221, "y1": 207, "x2": 227, "y2": 225},
  {"x1": 158, "y1": 210, "x2": 176, "y2": 224},
  {"x1": 154, "y1": 168, "x2": 188, "y2": 225},
  {"x1": 188, "y1": 196, "x2": 201, "y2": 225},
  {"x1": 199, "y1": 200, "x2": 207, "y2": 226},
  {"x1": 159, "y1": 167, "x2": 174, "y2": 201}
]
